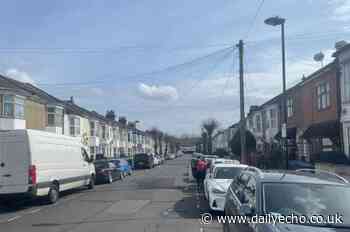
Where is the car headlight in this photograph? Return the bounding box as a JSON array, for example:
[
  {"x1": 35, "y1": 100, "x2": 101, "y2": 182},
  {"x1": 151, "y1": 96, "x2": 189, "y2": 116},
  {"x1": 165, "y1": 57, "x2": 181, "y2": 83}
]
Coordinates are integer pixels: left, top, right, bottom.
[{"x1": 212, "y1": 188, "x2": 226, "y2": 194}]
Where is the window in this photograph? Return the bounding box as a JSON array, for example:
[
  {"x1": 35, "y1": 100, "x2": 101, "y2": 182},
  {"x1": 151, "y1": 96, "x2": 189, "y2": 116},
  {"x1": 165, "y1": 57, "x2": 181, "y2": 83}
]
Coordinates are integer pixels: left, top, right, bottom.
[
  {"x1": 256, "y1": 115, "x2": 261, "y2": 132},
  {"x1": 69, "y1": 116, "x2": 80, "y2": 136},
  {"x1": 343, "y1": 63, "x2": 350, "y2": 102},
  {"x1": 3, "y1": 95, "x2": 14, "y2": 117},
  {"x1": 102, "y1": 125, "x2": 106, "y2": 139},
  {"x1": 317, "y1": 82, "x2": 330, "y2": 110},
  {"x1": 262, "y1": 110, "x2": 269, "y2": 129},
  {"x1": 270, "y1": 109, "x2": 277, "y2": 128},
  {"x1": 47, "y1": 106, "x2": 63, "y2": 127},
  {"x1": 90, "y1": 121, "x2": 95, "y2": 136},
  {"x1": 248, "y1": 118, "x2": 253, "y2": 129},
  {"x1": 90, "y1": 146, "x2": 95, "y2": 155},
  {"x1": 287, "y1": 97, "x2": 294, "y2": 117},
  {"x1": 15, "y1": 97, "x2": 25, "y2": 119}
]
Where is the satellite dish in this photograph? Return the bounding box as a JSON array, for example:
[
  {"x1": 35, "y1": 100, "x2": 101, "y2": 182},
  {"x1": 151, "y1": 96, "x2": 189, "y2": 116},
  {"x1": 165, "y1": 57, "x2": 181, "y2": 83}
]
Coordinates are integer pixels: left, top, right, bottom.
[
  {"x1": 313, "y1": 52, "x2": 324, "y2": 62},
  {"x1": 314, "y1": 52, "x2": 325, "y2": 67}
]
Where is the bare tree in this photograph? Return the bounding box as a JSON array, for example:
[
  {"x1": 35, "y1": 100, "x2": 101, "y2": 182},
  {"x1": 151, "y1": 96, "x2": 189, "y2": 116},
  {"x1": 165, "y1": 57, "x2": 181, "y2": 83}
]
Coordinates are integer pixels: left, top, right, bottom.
[{"x1": 201, "y1": 118, "x2": 219, "y2": 154}]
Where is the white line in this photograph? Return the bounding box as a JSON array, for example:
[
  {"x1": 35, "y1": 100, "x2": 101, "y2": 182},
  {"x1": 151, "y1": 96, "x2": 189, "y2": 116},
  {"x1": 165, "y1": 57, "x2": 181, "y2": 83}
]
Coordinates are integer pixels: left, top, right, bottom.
[
  {"x1": 200, "y1": 227, "x2": 204, "y2": 232},
  {"x1": 25, "y1": 208, "x2": 41, "y2": 214},
  {"x1": 7, "y1": 215, "x2": 21, "y2": 222}
]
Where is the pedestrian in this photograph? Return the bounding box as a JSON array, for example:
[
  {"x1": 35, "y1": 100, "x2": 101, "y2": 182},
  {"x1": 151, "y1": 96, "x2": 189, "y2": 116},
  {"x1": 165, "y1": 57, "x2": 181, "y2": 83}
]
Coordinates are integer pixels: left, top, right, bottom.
[{"x1": 195, "y1": 157, "x2": 207, "y2": 192}]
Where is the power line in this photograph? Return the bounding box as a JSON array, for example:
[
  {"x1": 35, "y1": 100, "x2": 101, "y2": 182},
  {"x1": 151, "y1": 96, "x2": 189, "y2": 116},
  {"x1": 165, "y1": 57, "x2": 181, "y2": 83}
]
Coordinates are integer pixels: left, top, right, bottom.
[
  {"x1": 0, "y1": 43, "x2": 233, "y2": 54},
  {"x1": 243, "y1": 0, "x2": 265, "y2": 40},
  {"x1": 38, "y1": 46, "x2": 234, "y2": 87}
]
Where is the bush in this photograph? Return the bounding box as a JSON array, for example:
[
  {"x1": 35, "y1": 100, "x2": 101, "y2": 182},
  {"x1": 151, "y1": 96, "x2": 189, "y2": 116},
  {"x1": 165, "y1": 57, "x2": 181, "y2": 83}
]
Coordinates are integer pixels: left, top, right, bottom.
[{"x1": 229, "y1": 130, "x2": 256, "y2": 159}]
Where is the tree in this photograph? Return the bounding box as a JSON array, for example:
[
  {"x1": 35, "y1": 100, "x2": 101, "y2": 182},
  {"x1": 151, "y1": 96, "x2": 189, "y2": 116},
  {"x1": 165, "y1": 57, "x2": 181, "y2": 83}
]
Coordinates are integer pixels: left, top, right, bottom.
[
  {"x1": 201, "y1": 118, "x2": 219, "y2": 155},
  {"x1": 201, "y1": 131, "x2": 208, "y2": 154},
  {"x1": 229, "y1": 130, "x2": 256, "y2": 160}
]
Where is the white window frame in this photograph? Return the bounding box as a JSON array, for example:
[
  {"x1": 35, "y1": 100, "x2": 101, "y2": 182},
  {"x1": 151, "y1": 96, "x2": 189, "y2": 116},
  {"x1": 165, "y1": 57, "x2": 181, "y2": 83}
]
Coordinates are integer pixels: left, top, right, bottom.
[
  {"x1": 47, "y1": 106, "x2": 63, "y2": 127},
  {"x1": 317, "y1": 82, "x2": 330, "y2": 110},
  {"x1": 69, "y1": 116, "x2": 81, "y2": 136},
  {"x1": 270, "y1": 108, "x2": 277, "y2": 129}
]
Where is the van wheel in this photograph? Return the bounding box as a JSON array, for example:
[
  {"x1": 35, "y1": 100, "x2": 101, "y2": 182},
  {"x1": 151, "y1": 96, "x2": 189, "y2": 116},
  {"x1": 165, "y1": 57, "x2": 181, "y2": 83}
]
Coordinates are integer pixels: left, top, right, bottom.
[
  {"x1": 47, "y1": 184, "x2": 59, "y2": 204},
  {"x1": 87, "y1": 175, "x2": 95, "y2": 190}
]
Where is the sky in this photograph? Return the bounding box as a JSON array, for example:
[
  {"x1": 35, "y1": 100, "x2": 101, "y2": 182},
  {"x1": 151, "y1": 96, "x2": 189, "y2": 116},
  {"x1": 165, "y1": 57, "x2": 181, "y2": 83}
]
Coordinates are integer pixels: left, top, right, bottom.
[{"x1": 1, "y1": 0, "x2": 350, "y2": 136}]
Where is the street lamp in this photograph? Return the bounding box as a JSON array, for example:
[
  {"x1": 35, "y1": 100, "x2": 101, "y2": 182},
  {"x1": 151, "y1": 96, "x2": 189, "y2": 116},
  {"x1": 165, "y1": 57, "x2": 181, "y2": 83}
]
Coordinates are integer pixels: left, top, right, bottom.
[{"x1": 265, "y1": 16, "x2": 288, "y2": 169}]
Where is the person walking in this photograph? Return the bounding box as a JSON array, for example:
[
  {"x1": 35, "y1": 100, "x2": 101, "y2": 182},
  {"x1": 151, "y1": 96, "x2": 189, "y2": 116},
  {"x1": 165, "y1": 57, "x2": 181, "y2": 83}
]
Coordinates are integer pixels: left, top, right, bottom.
[{"x1": 195, "y1": 157, "x2": 207, "y2": 192}]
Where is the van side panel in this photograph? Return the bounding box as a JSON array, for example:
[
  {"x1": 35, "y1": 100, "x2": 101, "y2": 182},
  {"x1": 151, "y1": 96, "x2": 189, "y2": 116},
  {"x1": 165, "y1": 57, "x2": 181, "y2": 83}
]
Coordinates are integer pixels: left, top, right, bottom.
[
  {"x1": 0, "y1": 131, "x2": 30, "y2": 194},
  {"x1": 27, "y1": 130, "x2": 91, "y2": 196}
]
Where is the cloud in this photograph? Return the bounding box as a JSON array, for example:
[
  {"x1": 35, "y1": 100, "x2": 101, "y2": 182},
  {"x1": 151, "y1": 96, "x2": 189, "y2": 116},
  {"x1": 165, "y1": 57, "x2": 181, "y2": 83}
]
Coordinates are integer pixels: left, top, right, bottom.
[
  {"x1": 90, "y1": 87, "x2": 104, "y2": 96},
  {"x1": 138, "y1": 83, "x2": 179, "y2": 101},
  {"x1": 5, "y1": 68, "x2": 36, "y2": 85},
  {"x1": 330, "y1": 0, "x2": 350, "y2": 21}
]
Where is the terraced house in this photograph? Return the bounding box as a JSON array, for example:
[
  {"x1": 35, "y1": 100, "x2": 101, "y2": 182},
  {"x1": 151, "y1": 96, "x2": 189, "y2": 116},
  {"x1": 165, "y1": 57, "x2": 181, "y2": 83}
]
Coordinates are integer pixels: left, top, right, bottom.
[{"x1": 0, "y1": 74, "x2": 155, "y2": 160}]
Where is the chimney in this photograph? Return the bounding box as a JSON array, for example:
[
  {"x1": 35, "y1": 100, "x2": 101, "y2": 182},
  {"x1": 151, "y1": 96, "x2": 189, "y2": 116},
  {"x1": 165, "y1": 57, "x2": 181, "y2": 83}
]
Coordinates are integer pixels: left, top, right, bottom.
[{"x1": 335, "y1": 40, "x2": 348, "y2": 51}]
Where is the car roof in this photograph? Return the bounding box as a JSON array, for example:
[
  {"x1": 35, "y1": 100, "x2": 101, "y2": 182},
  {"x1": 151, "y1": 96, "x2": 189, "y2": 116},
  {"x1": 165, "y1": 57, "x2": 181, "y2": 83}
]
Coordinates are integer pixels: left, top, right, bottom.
[
  {"x1": 212, "y1": 163, "x2": 248, "y2": 169},
  {"x1": 251, "y1": 170, "x2": 349, "y2": 186}
]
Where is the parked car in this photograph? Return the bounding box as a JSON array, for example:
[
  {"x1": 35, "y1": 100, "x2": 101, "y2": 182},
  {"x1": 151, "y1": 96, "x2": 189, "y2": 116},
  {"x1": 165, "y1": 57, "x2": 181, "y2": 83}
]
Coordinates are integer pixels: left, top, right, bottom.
[
  {"x1": 204, "y1": 163, "x2": 247, "y2": 212},
  {"x1": 110, "y1": 159, "x2": 132, "y2": 177},
  {"x1": 213, "y1": 158, "x2": 240, "y2": 165},
  {"x1": 94, "y1": 160, "x2": 122, "y2": 184},
  {"x1": 167, "y1": 153, "x2": 176, "y2": 160},
  {"x1": 134, "y1": 153, "x2": 154, "y2": 169},
  {"x1": 224, "y1": 168, "x2": 350, "y2": 232},
  {"x1": 153, "y1": 154, "x2": 161, "y2": 166},
  {"x1": 0, "y1": 130, "x2": 95, "y2": 204}
]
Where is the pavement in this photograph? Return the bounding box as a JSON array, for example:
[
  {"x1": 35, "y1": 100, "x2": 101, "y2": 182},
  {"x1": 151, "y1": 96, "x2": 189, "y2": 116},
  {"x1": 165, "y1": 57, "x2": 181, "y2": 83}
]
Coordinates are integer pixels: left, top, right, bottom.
[{"x1": 0, "y1": 155, "x2": 222, "y2": 232}]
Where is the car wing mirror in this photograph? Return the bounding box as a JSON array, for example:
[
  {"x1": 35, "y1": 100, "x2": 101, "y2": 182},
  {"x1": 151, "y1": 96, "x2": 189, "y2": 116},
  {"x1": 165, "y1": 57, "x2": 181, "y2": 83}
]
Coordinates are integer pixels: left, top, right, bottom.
[{"x1": 239, "y1": 204, "x2": 254, "y2": 217}]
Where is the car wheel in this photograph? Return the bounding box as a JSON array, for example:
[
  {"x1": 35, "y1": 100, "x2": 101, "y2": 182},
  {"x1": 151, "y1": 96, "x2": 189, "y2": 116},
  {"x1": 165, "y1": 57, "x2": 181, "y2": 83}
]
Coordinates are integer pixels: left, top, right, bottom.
[
  {"x1": 47, "y1": 183, "x2": 59, "y2": 204},
  {"x1": 107, "y1": 172, "x2": 113, "y2": 184},
  {"x1": 87, "y1": 175, "x2": 95, "y2": 190}
]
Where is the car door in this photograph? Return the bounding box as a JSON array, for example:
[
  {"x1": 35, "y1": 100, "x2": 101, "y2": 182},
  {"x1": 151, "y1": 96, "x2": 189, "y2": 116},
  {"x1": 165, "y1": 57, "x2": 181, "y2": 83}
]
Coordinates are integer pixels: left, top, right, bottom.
[
  {"x1": 108, "y1": 162, "x2": 118, "y2": 180},
  {"x1": 235, "y1": 175, "x2": 257, "y2": 232}
]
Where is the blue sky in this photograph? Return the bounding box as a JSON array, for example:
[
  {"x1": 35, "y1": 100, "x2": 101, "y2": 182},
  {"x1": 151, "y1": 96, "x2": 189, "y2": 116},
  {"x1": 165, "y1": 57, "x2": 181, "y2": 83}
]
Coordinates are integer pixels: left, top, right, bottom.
[{"x1": 1, "y1": 0, "x2": 350, "y2": 136}]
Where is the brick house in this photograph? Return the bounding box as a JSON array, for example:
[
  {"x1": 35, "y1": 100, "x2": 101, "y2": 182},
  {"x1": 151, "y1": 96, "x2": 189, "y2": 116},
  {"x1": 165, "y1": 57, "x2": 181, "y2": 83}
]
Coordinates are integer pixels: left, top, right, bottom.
[{"x1": 297, "y1": 62, "x2": 341, "y2": 160}]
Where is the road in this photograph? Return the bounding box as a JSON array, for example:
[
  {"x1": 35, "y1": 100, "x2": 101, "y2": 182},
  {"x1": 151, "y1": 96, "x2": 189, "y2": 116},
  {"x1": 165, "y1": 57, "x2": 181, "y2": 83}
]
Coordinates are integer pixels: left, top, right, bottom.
[{"x1": 0, "y1": 155, "x2": 222, "y2": 232}]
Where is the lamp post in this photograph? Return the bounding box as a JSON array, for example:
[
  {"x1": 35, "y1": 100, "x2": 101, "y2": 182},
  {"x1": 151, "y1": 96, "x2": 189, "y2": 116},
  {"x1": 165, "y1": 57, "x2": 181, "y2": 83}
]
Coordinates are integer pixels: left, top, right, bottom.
[{"x1": 264, "y1": 16, "x2": 288, "y2": 169}]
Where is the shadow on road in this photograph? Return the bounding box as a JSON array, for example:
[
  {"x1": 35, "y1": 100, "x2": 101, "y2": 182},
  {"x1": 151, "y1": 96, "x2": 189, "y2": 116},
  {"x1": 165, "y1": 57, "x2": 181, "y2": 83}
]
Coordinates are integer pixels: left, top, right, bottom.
[{"x1": 0, "y1": 188, "x2": 85, "y2": 215}]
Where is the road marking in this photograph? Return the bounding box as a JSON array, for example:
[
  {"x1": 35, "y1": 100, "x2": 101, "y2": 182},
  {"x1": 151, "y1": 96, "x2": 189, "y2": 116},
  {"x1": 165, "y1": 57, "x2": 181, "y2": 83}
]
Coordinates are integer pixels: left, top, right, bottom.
[
  {"x1": 200, "y1": 227, "x2": 204, "y2": 232},
  {"x1": 7, "y1": 215, "x2": 21, "y2": 222},
  {"x1": 24, "y1": 208, "x2": 41, "y2": 214}
]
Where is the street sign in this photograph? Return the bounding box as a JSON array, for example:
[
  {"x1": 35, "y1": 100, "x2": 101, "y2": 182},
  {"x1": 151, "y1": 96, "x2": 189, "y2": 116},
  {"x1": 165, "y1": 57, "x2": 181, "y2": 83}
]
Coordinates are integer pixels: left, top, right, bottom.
[{"x1": 282, "y1": 123, "x2": 287, "y2": 138}]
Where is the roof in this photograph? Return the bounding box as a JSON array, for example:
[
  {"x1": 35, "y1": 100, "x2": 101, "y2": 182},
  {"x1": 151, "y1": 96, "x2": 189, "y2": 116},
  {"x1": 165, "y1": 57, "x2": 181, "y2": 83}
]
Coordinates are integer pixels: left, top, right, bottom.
[
  {"x1": 2, "y1": 77, "x2": 64, "y2": 106},
  {"x1": 255, "y1": 170, "x2": 348, "y2": 186}
]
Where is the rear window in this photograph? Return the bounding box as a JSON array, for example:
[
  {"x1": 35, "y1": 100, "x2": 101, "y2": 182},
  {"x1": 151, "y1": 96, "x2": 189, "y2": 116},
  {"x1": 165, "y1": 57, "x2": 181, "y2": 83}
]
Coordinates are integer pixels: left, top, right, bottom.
[
  {"x1": 134, "y1": 153, "x2": 149, "y2": 161},
  {"x1": 94, "y1": 161, "x2": 108, "y2": 169}
]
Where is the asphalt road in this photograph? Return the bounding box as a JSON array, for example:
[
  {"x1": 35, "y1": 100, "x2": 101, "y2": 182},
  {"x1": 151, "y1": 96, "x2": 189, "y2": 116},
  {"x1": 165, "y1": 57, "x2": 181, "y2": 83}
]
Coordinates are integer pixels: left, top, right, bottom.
[{"x1": 0, "y1": 155, "x2": 222, "y2": 232}]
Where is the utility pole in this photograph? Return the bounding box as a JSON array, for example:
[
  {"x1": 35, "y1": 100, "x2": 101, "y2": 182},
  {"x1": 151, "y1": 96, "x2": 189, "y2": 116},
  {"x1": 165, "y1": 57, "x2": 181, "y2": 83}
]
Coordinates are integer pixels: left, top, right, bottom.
[{"x1": 237, "y1": 40, "x2": 247, "y2": 164}]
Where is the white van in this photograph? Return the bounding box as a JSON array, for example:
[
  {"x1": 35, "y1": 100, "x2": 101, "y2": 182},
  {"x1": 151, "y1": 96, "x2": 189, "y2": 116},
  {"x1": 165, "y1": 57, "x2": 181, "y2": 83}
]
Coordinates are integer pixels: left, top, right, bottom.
[{"x1": 0, "y1": 129, "x2": 95, "y2": 203}]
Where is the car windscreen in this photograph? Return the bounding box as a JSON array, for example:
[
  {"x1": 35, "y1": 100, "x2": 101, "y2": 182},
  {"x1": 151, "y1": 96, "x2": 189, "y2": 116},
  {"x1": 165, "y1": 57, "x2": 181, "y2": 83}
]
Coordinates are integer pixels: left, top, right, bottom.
[
  {"x1": 134, "y1": 154, "x2": 149, "y2": 161},
  {"x1": 263, "y1": 183, "x2": 350, "y2": 225},
  {"x1": 112, "y1": 160, "x2": 121, "y2": 166},
  {"x1": 214, "y1": 167, "x2": 242, "y2": 179},
  {"x1": 94, "y1": 162, "x2": 108, "y2": 170}
]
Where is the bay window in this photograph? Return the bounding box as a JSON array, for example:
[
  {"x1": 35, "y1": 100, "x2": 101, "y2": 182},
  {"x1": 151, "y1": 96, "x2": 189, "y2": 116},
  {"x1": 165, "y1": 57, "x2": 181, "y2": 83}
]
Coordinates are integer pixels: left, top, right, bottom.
[
  {"x1": 0, "y1": 94, "x2": 25, "y2": 119},
  {"x1": 69, "y1": 116, "x2": 80, "y2": 136},
  {"x1": 47, "y1": 106, "x2": 63, "y2": 127}
]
